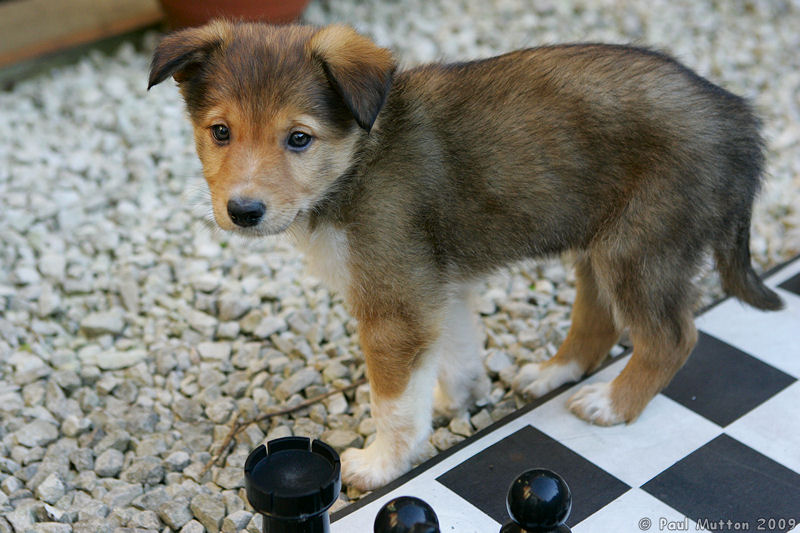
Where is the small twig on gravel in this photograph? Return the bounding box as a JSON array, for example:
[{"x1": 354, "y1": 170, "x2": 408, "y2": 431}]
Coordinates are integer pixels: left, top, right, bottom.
[{"x1": 201, "y1": 377, "x2": 368, "y2": 476}]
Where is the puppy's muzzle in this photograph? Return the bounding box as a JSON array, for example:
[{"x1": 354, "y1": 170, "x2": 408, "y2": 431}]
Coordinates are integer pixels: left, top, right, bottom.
[{"x1": 227, "y1": 197, "x2": 266, "y2": 227}]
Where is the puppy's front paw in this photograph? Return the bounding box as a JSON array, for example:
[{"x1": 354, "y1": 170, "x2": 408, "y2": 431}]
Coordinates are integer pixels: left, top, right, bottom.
[
  {"x1": 341, "y1": 442, "x2": 410, "y2": 492},
  {"x1": 471, "y1": 371, "x2": 492, "y2": 404},
  {"x1": 567, "y1": 382, "x2": 624, "y2": 426},
  {"x1": 513, "y1": 361, "x2": 582, "y2": 399},
  {"x1": 433, "y1": 383, "x2": 462, "y2": 418}
]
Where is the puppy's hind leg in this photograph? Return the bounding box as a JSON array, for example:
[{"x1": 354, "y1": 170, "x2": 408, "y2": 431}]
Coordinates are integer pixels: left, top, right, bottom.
[
  {"x1": 568, "y1": 252, "x2": 699, "y2": 425},
  {"x1": 433, "y1": 285, "x2": 491, "y2": 417},
  {"x1": 513, "y1": 256, "x2": 621, "y2": 399}
]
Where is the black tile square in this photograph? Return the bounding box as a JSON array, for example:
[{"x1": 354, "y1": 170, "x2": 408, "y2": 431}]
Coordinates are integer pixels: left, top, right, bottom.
[
  {"x1": 662, "y1": 332, "x2": 796, "y2": 426},
  {"x1": 642, "y1": 434, "x2": 800, "y2": 530},
  {"x1": 436, "y1": 425, "x2": 629, "y2": 527},
  {"x1": 778, "y1": 271, "x2": 800, "y2": 297}
]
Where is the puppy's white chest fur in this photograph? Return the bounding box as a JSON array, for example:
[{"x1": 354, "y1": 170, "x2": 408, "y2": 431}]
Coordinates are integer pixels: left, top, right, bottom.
[{"x1": 291, "y1": 222, "x2": 352, "y2": 296}]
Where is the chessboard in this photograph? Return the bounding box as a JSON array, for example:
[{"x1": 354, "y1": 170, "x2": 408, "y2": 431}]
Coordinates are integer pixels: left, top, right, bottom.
[{"x1": 330, "y1": 256, "x2": 800, "y2": 532}]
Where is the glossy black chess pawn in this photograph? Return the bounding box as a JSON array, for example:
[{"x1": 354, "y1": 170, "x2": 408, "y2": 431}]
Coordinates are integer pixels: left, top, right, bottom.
[
  {"x1": 244, "y1": 437, "x2": 341, "y2": 533},
  {"x1": 500, "y1": 469, "x2": 572, "y2": 533},
  {"x1": 374, "y1": 496, "x2": 440, "y2": 533}
]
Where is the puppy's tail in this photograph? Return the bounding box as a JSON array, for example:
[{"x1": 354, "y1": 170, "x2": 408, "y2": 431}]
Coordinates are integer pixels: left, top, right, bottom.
[{"x1": 714, "y1": 217, "x2": 784, "y2": 311}]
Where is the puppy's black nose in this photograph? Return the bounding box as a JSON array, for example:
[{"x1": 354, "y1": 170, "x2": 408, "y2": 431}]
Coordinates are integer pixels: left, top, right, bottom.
[{"x1": 227, "y1": 198, "x2": 266, "y2": 227}]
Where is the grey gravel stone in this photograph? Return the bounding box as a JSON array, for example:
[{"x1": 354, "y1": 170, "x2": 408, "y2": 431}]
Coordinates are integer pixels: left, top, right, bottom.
[
  {"x1": 134, "y1": 436, "x2": 168, "y2": 457},
  {"x1": 274, "y1": 368, "x2": 322, "y2": 401},
  {"x1": 122, "y1": 456, "x2": 164, "y2": 485},
  {"x1": 218, "y1": 294, "x2": 255, "y2": 321},
  {"x1": 6, "y1": 501, "x2": 36, "y2": 531},
  {"x1": 235, "y1": 424, "x2": 265, "y2": 449},
  {"x1": 470, "y1": 409, "x2": 494, "y2": 432},
  {"x1": 252, "y1": 316, "x2": 287, "y2": 339},
  {"x1": 94, "y1": 349, "x2": 147, "y2": 370},
  {"x1": 74, "y1": 495, "x2": 109, "y2": 522},
  {"x1": 72, "y1": 518, "x2": 113, "y2": 533},
  {"x1": 94, "y1": 449, "x2": 124, "y2": 477},
  {"x1": 190, "y1": 492, "x2": 225, "y2": 533},
  {"x1": 128, "y1": 509, "x2": 162, "y2": 529},
  {"x1": 158, "y1": 498, "x2": 193, "y2": 530},
  {"x1": 323, "y1": 392, "x2": 349, "y2": 415},
  {"x1": 0, "y1": 457, "x2": 21, "y2": 475},
  {"x1": 449, "y1": 416, "x2": 474, "y2": 437},
  {"x1": 69, "y1": 448, "x2": 94, "y2": 472},
  {"x1": 39, "y1": 503, "x2": 68, "y2": 523},
  {"x1": 39, "y1": 253, "x2": 66, "y2": 281},
  {"x1": 73, "y1": 471, "x2": 97, "y2": 492},
  {"x1": 183, "y1": 462, "x2": 212, "y2": 484},
  {"x1": 485, "y1": 349, "x2": 513, "y2": 375},
  {"x1": 206, "y1": 397, "x2": 236, "y2": 424},
  {"x1": 102, "y1": 482, "x2": 143, "y2": 508},
  {"x1": 173, "y1": 396, "x2": 204, "y2": 422},
  {"x1": 180, "y1": 520, "x2": 206, "y2": 533},
  {"x1": 246, "y1": 513, "x2": 263, "y2": 533},
  {"x1": 222, "y1": 510, "x2": 253, "y2": 533},
  {"x1": 80, "y1": 311, "x2": 125, "y2": 336},
  {"x1": 62, "y1": 415, "x2": 92, "y2": 437},
  {"x1": 131, "y1": 487, "x2": 169, "y2": 512},
  {"x1": 35, "y1": 472, "x2": 66, "y2": 504},
  {"x1": 321, "y1": 429, "x2": 363, "y2": 452},
  {"x1": 187, "y1": 310, "x2": 218, "y2": 336},
  {"x1": 431, "y1": 427, "x2": 464, "y2": 451},
  {"x1": 292, "y1": 418, "x2": 324, "y2": 439},
  {"x1": 2, "y1": 475, "x2": 24, "y2": 494},
  {"x1": 222, "y1": 491, "x2": 245, "y2": 514},
  {"x1": 213, "y1": 467, "x2": 244, "y2": 490},
  {"x1": 197, "y1": 342, "x2": 231, "y2": 361},
  {"x1": 14, "y1": 420, "x2": 59, "y2": 448},
  {"x1": 266, "y1": 425, "x2": 292, "y2": 441},
  {"x1": 163, "y1": 451, "x2": 191, "y2": 471},
  {"x1": 217, "y1": 321, "x2": 241, "y2": 339}
]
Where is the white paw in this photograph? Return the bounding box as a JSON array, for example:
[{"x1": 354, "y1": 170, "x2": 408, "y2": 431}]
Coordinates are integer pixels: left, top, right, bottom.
[
  {"x1": 471, "y1": 372, "x2": 491, "y2": 403},
  {"x1": 513, "y1": 361, "x2": 583, "y2": 399},
  {"x1": 567, "y1": 382, "x2": 624, "y2": 426},
  {"x1": 433, "y1": 383, "x2": 462, "y2": 417},
  {"x1": 341, "y1": 442, "x2": 410, "y2": 491}
]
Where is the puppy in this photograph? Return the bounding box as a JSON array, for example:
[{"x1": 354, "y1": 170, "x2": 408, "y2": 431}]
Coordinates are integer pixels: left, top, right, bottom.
[{"x1": 148, "y1": 21, "x2": 783, "y2": 491}]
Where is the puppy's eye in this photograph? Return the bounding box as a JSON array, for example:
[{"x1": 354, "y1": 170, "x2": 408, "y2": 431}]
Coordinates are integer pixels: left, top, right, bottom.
[
  {"x1": 287, "y1": 131, "x2": 312, "y2": 151},
  {"x1": 211, "y1": 124, "x2": 230, "y2": 143}
]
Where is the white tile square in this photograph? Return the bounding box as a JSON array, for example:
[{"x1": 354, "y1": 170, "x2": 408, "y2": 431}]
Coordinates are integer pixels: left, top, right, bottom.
[
  {"x1": 695, "y1": 291, "x2": 800, "y2": 379},
  {"x1": 573, "y1": 488, "x2": 696, "y2": 533},
  {"x1": 524, "y1": 356, "x2": 723, "y2": 487},
  {"x1": 764, "y1": 257, "x2": 800, "y2": 288},
  {"x1": 725, "y1": 381, "x2": 800, "y2": 475}
]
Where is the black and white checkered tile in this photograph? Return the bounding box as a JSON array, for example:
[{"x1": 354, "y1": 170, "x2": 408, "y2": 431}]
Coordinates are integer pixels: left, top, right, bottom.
[{"x1": 331, "y1": 257, "x2": 800, "y2": 532}]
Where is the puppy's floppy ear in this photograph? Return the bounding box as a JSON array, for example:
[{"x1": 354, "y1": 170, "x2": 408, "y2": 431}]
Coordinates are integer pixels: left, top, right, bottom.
[
  {"x1": 148, "y1": 21, "x2": 229, "y2": 90},
  {"x1": 308, "y1": 25, "x2": 396, "y2": 132}
]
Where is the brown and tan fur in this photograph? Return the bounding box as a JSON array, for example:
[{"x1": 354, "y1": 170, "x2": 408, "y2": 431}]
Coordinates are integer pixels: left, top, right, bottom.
[{"x1": 149, "y1": 20, "x2": 783, "y2": 490}]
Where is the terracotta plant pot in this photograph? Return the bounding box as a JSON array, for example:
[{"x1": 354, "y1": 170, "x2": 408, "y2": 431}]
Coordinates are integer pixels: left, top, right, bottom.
[{"x1": 158, "y1": 0, "x2": 311, "y2": 29}]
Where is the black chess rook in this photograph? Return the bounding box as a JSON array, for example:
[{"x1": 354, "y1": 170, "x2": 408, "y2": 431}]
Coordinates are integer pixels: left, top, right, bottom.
[{"x1": 245, "y1": 437, "x2": 341, "y2": 533}]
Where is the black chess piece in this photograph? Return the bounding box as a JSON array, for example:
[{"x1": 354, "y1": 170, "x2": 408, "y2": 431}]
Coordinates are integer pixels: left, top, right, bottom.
[
  {"x1": 500, "y1": 469, "x2": 572, "y2": 533},
  {"x1": 374, "y1": 496, "x2": 440, "y2": 533},
  {"x1": 244, "y1": 437, "x2": 341, "y2": 533}
]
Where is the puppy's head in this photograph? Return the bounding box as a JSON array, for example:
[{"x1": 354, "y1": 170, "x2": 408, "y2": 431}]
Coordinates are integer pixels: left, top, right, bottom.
[{"x1": 148, "y1": 21, "x2": 395, "y2": 234}]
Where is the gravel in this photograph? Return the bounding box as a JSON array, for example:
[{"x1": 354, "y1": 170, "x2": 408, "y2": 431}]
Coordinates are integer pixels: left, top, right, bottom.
[{"x1": 1, "y1": 0, "x2": 798, "y2": 530}]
